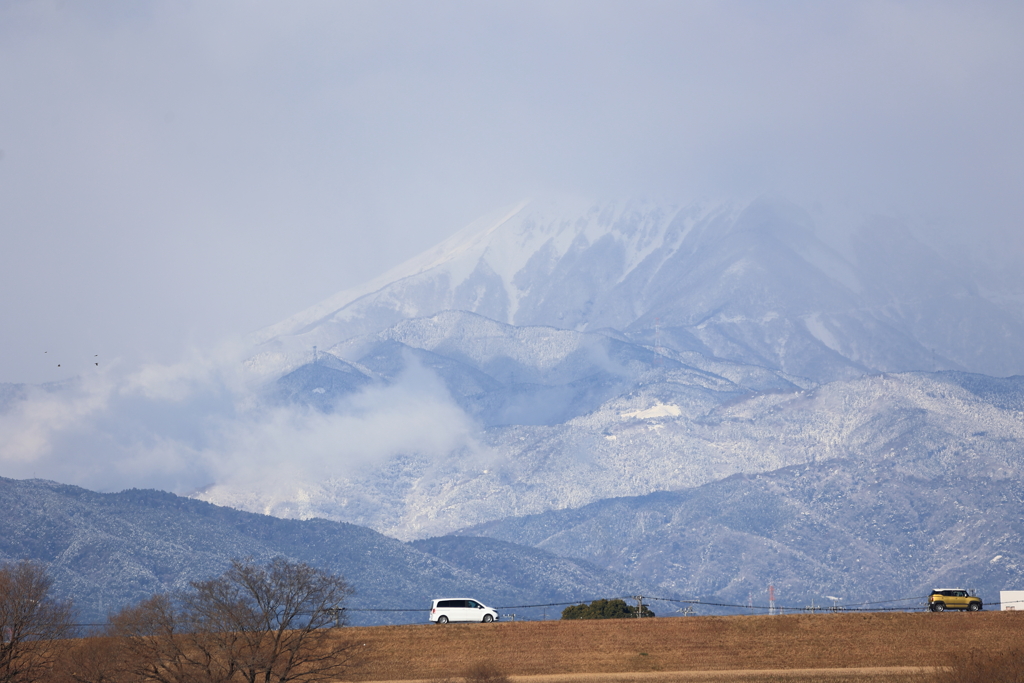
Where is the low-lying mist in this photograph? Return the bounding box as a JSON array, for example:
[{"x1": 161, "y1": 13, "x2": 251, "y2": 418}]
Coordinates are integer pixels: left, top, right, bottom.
[{"x1": 0, "y1": 348, "x2": 489, "y2": 508}]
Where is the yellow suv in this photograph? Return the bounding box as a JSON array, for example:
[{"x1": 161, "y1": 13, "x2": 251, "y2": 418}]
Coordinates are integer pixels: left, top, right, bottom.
[{"x1": 928, "y1": 588, "x2": 982, "y2": 612}]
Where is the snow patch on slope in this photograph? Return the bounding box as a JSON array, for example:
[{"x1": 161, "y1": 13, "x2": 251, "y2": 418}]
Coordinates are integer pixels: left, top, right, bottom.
[
  {"x1": 620, "y1": 402, "x2": 683, "y2": 419},
  {"x1": 804, "y1": 314, "x2": 842, "y2": 353}
]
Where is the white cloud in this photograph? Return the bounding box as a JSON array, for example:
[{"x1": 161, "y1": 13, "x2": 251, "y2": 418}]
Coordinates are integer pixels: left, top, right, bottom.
[
  {"x1": 0, "y1": 347, "x2": 486, "y2": 501},
  {"x1": 205, "y1": 358, "x2": 485, "y2": 494},
  {"x1": 0, "y1": 379, "x2": 112, "y2": 464}
]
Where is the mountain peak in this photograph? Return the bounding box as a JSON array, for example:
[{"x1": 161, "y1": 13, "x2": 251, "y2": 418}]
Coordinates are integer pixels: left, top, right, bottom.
[{"x1": 248, "y1": 196, "x2": 1024, "y2": 382}]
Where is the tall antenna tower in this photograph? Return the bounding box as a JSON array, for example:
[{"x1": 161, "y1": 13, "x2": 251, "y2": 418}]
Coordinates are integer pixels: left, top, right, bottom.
[
  {"x1": 769, "y1": 584, "x2": 776, "y2": 616},
  {"x1": 634, "y1": 595, "x2": 645, "y2": 618}
]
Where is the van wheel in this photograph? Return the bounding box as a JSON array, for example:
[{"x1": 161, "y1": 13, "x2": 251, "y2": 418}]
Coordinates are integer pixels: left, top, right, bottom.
[
  {"x1": 437, "y1": 615, "x2": 448, "y2": 624},
  {"x1": 483, "y1": 614, "x2": 494, "y2": 623},
  {"x1": 969, "y1": 602, "x2": 981, "y2": 612},
  {"x1": 932, "y1": 602, "x2": 945, "y2": 612}
]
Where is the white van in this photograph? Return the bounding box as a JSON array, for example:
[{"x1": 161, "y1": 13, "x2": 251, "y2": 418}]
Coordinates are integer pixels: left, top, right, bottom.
[{"x1": 429, "y1": 598, "x2": 498, "y2": 624}]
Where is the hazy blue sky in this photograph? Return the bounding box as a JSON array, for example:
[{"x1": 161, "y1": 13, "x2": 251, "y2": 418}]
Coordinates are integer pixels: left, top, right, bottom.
[{"x1": 2, "y1": 0, "x2": 1023, "y2": 384}]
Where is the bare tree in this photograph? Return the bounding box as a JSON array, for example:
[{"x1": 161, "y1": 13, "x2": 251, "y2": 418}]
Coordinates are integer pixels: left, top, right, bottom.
[
  {"x1": 109, "y1": 558, "x2": 355, "y2": 683},
  {"x1": 0, "y1": 561, "x2": 75, "y2": 683},
  {"x1": 109, "y1": 593, "x2": 236, "y2": 683},
  {"x1": 188, "y1": 558, "x2": 355, "y2": 683}
]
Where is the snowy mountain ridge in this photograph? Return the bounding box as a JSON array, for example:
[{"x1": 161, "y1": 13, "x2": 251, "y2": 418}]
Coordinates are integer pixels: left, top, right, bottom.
[
  {"x1": 252, "y1": 201, "x2": 530, "y2": 344},
  {"x1": 246, "y1": 198, "x2": 743, "y2": 376},
  {"x1": 203, "y1": 321, "x2": 1024, "y2": 541},
  {"x1": 196, "y1": 197, "x2": 1024, "y2": 544},
  {"x1": 248, "y1": 196, "x2": 1024, "y2": 384}
]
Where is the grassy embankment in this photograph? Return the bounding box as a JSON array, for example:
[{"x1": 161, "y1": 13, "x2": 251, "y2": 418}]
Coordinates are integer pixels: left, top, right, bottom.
[{"x1": 340, "y1": 611, "x2": 1024, "y2": 682}]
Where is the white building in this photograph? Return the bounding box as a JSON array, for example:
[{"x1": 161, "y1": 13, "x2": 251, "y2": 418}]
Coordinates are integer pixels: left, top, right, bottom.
[{"x1": 999, "y1": 591, "x2": 1024, "y2": 610}]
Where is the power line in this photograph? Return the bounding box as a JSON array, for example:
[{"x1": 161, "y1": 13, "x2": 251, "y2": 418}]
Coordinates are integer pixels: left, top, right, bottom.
[
  {"x1": 65, "y1": 593, "x2": 989, "y2": 628},
  {"x1": 643, "y1": 595, "x2": 932, "y2": 613},
  {"x1": 354, "y1": 593, "x2": 935, "y2": 615},
  {"x1": 842, "y1": 596, "x2": 929, "y2": 607}
]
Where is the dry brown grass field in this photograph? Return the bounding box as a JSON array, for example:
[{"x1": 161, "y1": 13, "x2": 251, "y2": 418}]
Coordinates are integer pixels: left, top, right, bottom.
[{"x1": 338, "y1": 611, "x2": 1024, "y2": 683}]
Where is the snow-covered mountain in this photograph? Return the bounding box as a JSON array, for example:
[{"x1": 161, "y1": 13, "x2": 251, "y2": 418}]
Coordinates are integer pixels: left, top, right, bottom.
[
  {"x1": 1, "y1": 195, "x2": 1016, "y2": 613},
  {"x1": 196, "y1": 197, "x2": 1024, "y2": 552},
  {"x1": 248, "y1": 197, "x2": 1024, "y2": 383},
  {"x1": 205, "y1": 340, "x2": 1024, "y2": 541},
  {"x1": 0, "y1": 477, "x2": 651, "y2": 625}
]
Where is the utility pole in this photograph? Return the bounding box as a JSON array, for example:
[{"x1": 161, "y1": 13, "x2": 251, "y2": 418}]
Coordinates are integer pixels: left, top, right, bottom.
[
  {"x1": 769, "y1": 585, "x2": 776, "y2": 616},
  {"x1": 635, "y1": 595, "x2": 644, "y2": 618}
]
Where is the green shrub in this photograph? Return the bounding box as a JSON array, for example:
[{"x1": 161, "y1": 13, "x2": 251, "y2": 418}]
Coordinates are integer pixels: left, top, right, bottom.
[{"x1": 561, "y1": 598, "x2": 655, "y2": 619}]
